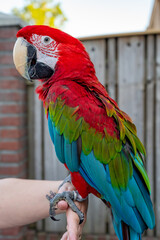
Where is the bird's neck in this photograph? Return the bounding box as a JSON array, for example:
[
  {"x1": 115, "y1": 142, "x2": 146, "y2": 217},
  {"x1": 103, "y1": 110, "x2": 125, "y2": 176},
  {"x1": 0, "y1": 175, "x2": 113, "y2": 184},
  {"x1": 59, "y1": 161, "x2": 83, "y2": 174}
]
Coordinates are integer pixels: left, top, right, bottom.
[{"x1": 35, "y1": 49, "x2": 110, "y2": 108}]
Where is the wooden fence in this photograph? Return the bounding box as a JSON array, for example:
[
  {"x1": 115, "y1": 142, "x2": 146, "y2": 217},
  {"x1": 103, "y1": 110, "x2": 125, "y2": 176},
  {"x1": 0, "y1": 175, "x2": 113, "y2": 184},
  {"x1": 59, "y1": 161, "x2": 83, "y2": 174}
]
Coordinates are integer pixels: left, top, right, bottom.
[{"x1": 27, "y1": 31, "x2": 160, "y2": 237}]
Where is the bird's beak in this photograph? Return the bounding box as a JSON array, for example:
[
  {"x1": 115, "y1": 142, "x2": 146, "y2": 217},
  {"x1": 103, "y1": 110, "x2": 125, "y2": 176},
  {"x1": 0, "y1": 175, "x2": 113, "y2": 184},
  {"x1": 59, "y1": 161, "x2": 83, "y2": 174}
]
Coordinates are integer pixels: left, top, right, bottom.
[{"x1": 13, "y1": 37, "x2": 54, "y2": 81}]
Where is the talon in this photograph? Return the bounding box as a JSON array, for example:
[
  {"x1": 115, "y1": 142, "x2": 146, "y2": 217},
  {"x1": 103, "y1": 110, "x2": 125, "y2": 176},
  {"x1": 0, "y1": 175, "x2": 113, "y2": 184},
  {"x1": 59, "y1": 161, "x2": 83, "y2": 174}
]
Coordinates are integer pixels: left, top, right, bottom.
[
  {"x1": 48, "y1": 191, "x2": 85, "y2": 224},
  {"x1": 49, "y1": 205, "x2": 59, "y2": 221},
  {"x1": 46, "y1": 191, "x2": 56, "y2": 201},
  {"x1": 49, "y1": 191, "x2": 56, "y2": 198},
  {"x1": 46, "y1": 194, "x2": 50, "y2": 200},
  {"x1": 50, "y1": 215, "x2": 60, "y2": 221}
]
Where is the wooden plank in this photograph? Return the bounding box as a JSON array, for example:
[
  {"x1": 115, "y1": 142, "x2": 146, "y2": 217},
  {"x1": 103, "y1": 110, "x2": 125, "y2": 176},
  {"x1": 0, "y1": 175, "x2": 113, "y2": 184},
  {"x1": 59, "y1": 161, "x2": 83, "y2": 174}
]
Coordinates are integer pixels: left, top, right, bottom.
[
  {"x1": 43, "y1": 110, "x2": 68, "y2": 232},
  {"x1": 27, "y1": 84, "x2": 35, "y2": 179},
  {"x1": 82, "y1": 39, "x2": 106, "y2": 86},
  {"x1": 118, "y1": 36, "x2": 145, "y2": 142},
  {"x1": 107, "y1": 38, "x2": 117, "y2": 235},
  {"x1": 80, "y1": 39, "x2": 107, "y2": 234},
  {"x1": 34, "y1": 81, "x2": 43, "y2": 180},
  {"x1": 107, "y1": 38, "x2": 117, "y2": 101},
  {"x1": 146, "y1": 35, "x2": 155, "y2": 237},
  {"x1": 83, "y1": 195, "x2": 107, "y2": 234},
  {"x1": 79, "y1": 29, "x2": 160, "y2": 42},
  {"x1": 155, "y1": 34, "x2": 160, "y2": 237},
  {"x1": 34, "y1": 81, "x2": 43, "y2": 230}
]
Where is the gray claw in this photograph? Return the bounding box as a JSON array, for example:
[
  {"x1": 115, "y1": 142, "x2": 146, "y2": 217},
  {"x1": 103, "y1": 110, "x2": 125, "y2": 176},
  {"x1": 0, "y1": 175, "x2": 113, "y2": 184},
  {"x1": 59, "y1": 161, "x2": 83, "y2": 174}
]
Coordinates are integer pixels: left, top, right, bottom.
[{"x1": 49, "y1": 206, "x2": 60, "y2": 222}]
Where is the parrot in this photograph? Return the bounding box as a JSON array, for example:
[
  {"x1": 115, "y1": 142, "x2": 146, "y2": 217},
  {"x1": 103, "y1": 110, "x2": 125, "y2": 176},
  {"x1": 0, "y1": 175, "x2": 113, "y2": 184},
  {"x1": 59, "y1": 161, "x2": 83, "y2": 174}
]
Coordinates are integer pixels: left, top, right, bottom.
[{"x1": 13, "y1": 25, "x2": 155, "y2": 240}]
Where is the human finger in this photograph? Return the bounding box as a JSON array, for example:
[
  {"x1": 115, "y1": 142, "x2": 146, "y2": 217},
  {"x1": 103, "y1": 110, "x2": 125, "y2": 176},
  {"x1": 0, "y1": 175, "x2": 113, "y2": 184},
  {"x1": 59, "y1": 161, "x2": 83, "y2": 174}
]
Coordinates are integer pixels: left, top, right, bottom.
[
  {"x1": 57, "y1": 200, "x2": 68, "y2": 210},
  {"x1": 60, "y1": 231, "x2": 68, "y2": 240}
]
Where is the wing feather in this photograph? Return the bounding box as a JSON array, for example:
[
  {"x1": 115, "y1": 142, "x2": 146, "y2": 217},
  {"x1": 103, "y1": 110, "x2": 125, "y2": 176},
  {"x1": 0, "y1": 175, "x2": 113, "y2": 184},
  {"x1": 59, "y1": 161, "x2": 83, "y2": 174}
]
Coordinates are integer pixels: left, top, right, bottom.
[{"x1": 47, "y1": 85, "x2": 154, "y2": 232}]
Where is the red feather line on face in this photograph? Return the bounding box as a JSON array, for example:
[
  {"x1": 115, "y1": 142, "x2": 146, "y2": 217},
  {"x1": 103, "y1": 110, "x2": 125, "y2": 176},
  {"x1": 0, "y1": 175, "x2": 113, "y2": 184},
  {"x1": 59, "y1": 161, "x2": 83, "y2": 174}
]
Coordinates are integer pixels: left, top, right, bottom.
[{"x1": 30, "y1": 34, "x2": 59, "y2": 58}]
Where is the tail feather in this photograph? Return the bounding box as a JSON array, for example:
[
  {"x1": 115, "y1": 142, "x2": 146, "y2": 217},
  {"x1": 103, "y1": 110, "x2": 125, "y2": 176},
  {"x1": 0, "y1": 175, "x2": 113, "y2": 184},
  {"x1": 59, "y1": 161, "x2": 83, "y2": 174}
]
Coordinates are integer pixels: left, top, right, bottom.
[
  {"x1": 113, "y1": 221, "x2": 142, "y2": 240},
  {"x1": 129, "y1": 227, "x2": 142, "y2": 240},
  {"x1": 112, "y1": 210, "x2": 142, "y2": 240}
]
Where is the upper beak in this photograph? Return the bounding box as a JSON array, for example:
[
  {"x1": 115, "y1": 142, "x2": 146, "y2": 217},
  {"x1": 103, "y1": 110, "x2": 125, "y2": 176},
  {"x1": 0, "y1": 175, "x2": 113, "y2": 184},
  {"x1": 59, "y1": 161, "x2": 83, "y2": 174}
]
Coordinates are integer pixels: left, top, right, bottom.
[
  {"x1": 13, "y1": 37, "x2": 54, "y2": 81},
  {"x1": 13, "y1": 37, "x2": 30, "y2": 80}
]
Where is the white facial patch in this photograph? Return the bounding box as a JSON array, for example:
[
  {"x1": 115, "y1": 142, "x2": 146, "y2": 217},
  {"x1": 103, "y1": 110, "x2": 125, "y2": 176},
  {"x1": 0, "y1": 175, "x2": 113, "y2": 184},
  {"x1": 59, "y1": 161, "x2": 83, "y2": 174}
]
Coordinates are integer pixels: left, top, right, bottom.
[
  {"x1": 30, "y1": 34, "x2": 59, "y2": 71},
  {"x1": 36, "y1": 49, "x2": 58, "y2": 70}
]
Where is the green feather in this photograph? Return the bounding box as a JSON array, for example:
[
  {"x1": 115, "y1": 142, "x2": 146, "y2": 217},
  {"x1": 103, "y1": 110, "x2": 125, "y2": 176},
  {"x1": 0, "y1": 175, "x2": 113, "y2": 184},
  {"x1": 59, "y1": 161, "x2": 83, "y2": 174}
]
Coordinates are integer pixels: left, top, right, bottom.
[
  {"x1": 54, "y1": 107, "x2": 64, "y2": 126},
  {"x1": 67, "y1": 117, "x2": 80, "y2": 143},
  {"x1": 121, "y1": 151, "x2": 131, "y2": 182},
  {"x1": 63, "y1": 121, "x2": 71, "y2": 141},
  {"x1": 133, "y1": 156, "x2": 151, "y2": 193},
  {"x1": 81, "y1": 131, "x2": 92, "y2": 155},
  {"x1": 108, "y1": 142, "x2": 117, "y2": 160},
  {"x1": 125, "y1": 127, "x2": 137, "y2": 155},
  {"x1": 57, "y1": 114, "x2": 67, "y2": 135},
  {"x1": 109, "y1": 160, "x2": 119, "y2": 192},
  {"x1": 124, "y1": 120, "x2": 137, "y2": 135},
  {"x1": 113, "y1": 153, "x2": 126, "y2": 190},
  {"x1": 132, "y1": 134, "x2": 146, "y2": 156},
  {"x1": 104, "y1": 128, "x2": 113, "y2": 142},
  {"x1": 115, "y1": 140, "x2": 122, "y2": 152},
  {"x1": 72, "y1": 117, "x2": 83, "y2": 141},
  {"x1": 116, "y1": 116, "x2": 126, "y2": 140},
  {"x1": 101, "y1": 137, "x2": 110, "y2": 163},
  {"x1": 93, "y1": 132, "x2": 103, "y2": 161}
]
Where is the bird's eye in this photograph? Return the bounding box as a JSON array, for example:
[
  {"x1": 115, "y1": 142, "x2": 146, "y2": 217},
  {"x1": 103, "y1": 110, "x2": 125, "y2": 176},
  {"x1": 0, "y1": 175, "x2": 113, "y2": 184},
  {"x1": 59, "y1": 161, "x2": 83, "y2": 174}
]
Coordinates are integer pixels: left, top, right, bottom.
[{"x1": 42, "y1": 36, "x2": 52, "y2": 44}]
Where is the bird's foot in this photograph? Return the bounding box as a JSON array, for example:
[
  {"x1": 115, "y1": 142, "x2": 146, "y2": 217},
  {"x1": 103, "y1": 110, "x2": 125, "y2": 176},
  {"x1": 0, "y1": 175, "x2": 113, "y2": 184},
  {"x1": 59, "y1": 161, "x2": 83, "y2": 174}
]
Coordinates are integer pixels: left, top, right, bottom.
[{"x1": 46, "y1": 190, "x2": 86, "y2": 224}]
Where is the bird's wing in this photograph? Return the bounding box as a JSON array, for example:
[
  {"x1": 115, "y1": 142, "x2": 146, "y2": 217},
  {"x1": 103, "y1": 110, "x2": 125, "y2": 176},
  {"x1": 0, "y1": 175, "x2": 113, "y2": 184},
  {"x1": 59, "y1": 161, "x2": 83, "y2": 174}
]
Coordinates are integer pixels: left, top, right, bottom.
[{"x1": 47, "y1": 81, "x2": 155, "y2": 233}]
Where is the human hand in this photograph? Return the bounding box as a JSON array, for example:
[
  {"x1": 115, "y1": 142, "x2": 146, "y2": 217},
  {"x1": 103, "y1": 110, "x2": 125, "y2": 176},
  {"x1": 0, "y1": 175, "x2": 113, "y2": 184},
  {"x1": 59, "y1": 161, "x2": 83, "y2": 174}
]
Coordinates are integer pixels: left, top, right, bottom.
[{"x1": 57, "y1": 182, "x2": 88, "y2": 240}]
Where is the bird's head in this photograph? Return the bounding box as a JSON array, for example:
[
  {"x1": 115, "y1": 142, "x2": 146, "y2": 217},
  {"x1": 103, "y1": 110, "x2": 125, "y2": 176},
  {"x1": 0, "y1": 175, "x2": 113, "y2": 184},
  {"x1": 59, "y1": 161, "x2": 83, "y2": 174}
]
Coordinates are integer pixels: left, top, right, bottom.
[{"x1": 13, "y1": 25, "x2": 94, "y2": 83}]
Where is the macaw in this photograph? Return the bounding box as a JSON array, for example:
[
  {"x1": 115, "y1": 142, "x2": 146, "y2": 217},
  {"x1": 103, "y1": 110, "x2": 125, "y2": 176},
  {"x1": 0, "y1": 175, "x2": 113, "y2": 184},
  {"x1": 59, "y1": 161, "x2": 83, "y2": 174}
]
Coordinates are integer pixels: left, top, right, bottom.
[{"x1": 13, "y1": 25, "x2": 155, "y2": 240}]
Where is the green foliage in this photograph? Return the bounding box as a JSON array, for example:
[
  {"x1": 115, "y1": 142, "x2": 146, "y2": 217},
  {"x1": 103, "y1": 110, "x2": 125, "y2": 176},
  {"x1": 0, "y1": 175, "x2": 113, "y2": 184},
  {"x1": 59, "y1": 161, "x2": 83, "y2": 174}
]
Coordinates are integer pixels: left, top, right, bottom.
[{"x1": 12, "y1": 0, "x2": 67, "y2": 28}]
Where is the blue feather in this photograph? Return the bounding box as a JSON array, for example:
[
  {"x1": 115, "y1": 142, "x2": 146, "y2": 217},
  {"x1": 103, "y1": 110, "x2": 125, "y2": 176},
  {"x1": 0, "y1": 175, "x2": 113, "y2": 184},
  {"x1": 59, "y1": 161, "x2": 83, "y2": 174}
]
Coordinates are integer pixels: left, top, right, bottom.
[
  {"x1": 48, "y1": 113, "x2": 54, "y2": 143},
  {"x1": 133, "y1": 168, "x2": 155, "y2": 228},
  {"x1": 52, "y1": 125, "x2": 65, "y2": 164},
  {"x1": 123, "y1": 189, "x2": 135, "y2": 207},
  {"x1": 112, "y1": 209, "x2": 123, "y2": 240},
  {"x1": 79, "y1": 166, "x2": 98, "y2": 189},
  {"x1": 80, "y1": 151, "x2": 142, "y2": 232},
  {"x1": 64, "y1": 138, "x2": 80, "y2": 172},
  {"x1": 132, "y1": 207, "x2": 147, "y2": 232},
  {"x1": 129, "y1": 227, "x2": 141, "y2": 240},
  {"x1": 105, "y1": 164, "x2": 111, "y2": 183},
  {"x1": 128, "y1": 176, "x2": 153, "y2": 228}
]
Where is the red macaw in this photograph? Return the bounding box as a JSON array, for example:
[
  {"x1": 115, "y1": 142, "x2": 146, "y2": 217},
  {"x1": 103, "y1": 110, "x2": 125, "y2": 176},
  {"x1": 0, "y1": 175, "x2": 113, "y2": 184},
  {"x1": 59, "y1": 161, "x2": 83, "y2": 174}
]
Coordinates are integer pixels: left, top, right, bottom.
[{"x1": 13, "y1": 25, "x2": 155, "y2": 240}]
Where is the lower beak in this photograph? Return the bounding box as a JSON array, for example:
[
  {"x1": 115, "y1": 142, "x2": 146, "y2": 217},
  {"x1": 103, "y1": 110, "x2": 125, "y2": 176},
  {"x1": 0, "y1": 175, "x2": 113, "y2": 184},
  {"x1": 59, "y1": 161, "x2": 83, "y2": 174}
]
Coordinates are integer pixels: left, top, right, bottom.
[{"x1": 13, "y1": 37, "x2": 54, "y2": 81}]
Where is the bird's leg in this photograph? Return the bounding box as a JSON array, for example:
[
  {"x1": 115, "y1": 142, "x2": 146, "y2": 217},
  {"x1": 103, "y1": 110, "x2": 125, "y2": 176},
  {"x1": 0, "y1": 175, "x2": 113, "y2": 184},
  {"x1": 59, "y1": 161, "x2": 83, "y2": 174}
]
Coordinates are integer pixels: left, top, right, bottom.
[
  {"x1": 58, "y1": 174, "x2": 88, "y2": 202},
  {"x1": 46, "y1": 175, "x2": 87, "y2": 224},
  {"x1": 58, "y1": 174, "x2": 72, "y2": 190}
]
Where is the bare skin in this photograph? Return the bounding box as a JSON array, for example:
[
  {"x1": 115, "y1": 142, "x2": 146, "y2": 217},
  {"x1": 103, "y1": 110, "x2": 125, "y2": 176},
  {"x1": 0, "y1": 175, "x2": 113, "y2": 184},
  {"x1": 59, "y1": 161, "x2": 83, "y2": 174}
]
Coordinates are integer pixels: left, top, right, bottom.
[{"x1": 0, "y1": 178, "x2": 88, "y2": 240}]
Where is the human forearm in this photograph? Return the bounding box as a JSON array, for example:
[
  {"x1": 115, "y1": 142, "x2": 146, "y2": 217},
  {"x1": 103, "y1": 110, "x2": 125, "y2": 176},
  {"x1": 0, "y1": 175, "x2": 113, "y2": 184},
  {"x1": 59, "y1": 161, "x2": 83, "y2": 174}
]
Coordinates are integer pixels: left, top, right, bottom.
[{"x1": 0, "y1": 178, "x2": 62, "y2": 228}]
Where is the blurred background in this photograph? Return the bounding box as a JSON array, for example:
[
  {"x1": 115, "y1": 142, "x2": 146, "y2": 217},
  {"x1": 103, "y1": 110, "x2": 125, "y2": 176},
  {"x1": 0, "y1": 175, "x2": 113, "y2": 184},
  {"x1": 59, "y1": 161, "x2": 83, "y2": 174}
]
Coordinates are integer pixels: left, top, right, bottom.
[
  {"x1": 0, "y1": 0, "x2": 156, "y2": 37},
  {"x1": 0, "y1": 0, "x2": 160, "y2": 239}
]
